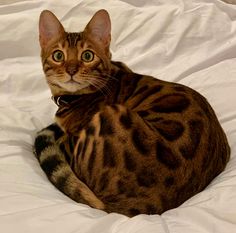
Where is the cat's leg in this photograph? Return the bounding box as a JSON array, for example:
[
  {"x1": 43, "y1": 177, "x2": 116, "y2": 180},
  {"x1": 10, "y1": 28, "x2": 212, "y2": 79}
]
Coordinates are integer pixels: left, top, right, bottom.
[{"x1": 34, "y1": 123, "x2": 105, "y2": 210}]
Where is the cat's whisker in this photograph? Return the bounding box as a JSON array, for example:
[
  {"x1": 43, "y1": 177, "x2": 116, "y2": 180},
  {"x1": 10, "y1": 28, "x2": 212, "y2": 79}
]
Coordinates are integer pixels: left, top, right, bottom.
[
  {"x1": 85, "y1": 79, "x2": 108, "y2": 97},
  {"x1": 83, "y1": 77, "x2": 113, "y2": 97},
  {"x1": 85, "y1": 73, "x2": 119, "y2": 84},
  {"x1": 80, "y1": 75, "x2": 112, "y2": 92},
  {"x1": 92, "y1": 80, "x2": 113, "y2": 97}
]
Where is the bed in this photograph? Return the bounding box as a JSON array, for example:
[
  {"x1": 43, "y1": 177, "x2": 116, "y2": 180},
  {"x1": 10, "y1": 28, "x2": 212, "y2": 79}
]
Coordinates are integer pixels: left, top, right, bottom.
[{"x1": 0, "y1": 0, "x2": 236, "y2": 232}]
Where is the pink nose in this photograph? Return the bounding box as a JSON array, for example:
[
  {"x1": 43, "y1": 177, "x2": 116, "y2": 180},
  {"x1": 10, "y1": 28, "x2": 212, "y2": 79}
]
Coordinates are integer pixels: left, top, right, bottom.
[{"x1": 66, "y1": 63, "x2": 78, "y2": 76}]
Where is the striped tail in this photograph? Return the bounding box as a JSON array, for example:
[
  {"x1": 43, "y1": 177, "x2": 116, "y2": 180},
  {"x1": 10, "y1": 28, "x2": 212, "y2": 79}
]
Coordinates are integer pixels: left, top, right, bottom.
[{"x1": 34, "y1": 124, "x2": 105, "y2": 210}]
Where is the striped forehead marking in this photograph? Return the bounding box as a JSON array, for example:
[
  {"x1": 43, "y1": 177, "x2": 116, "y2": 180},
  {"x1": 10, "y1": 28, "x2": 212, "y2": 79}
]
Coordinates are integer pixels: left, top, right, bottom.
[{"x1": 66, "y1": 32, "x2": 82, "y2": 47}]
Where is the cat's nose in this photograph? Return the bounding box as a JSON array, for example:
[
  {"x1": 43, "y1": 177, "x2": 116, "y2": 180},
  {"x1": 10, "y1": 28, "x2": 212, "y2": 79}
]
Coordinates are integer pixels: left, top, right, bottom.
[{"x1": 66, "y1": 63, "x2": 78, "y2": 76}]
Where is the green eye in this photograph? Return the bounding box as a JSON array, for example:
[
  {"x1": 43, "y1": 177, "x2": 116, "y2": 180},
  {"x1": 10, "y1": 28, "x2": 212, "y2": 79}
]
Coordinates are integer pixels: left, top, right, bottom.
[
  {"x1": 81, "y1": 50, "x2": 94, "y2": 62},
  {"x1": 52, "y1": 50, "x2": 64, "y2": 62}
]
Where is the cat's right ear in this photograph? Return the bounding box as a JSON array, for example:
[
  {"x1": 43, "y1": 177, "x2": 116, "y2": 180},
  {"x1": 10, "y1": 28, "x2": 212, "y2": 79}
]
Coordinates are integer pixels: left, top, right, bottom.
[{"x1": 39, "y1": 10, "x2": 65, "y2": 49}]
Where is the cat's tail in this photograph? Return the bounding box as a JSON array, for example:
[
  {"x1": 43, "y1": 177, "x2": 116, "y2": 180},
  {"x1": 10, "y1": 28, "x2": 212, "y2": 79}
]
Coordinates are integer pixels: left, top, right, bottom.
[{"x1": 33, "y1": 124, "x2": 105, "y2": 210}]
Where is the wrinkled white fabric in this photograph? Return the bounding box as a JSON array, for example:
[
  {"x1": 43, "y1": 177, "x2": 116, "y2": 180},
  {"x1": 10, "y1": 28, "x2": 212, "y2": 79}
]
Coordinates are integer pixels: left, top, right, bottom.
[{"x1": 0, "y1": 0, "x2": 236, "y2": 232}]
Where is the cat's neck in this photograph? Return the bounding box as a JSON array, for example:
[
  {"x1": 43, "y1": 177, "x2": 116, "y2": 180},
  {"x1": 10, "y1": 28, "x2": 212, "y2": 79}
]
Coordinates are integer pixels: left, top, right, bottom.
[
  {"x1": 51, "y1": 95, "x2": 82, "y2": 107},
  {"x1": 110, "y1": 61, "x2": 133, "y2": 73}
]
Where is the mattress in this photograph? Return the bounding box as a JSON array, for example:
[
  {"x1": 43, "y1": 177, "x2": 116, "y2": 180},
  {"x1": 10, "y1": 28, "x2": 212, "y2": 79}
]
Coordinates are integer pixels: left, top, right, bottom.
[{"x1": 0, "y1": 0, "x2": 236, "y2": 232}]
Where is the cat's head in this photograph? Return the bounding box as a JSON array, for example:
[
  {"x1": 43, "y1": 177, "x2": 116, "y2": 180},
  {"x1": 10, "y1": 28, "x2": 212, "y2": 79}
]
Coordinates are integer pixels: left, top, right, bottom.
[{"x1": 39, "y1": 9, "x2": 112, "y2": 96}]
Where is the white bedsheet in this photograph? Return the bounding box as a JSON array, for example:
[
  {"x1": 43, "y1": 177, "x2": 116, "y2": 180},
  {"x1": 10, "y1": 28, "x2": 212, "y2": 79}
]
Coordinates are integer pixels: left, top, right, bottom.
[{"x1": 0, "y1": 0, "x2": 236, "y2": 232}]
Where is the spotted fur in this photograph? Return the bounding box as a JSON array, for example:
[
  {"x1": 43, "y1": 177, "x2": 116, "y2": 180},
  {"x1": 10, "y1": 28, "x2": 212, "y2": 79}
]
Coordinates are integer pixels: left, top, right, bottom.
[{"x1": 34, "y1": 9, "x2": 230, "y2": 217}]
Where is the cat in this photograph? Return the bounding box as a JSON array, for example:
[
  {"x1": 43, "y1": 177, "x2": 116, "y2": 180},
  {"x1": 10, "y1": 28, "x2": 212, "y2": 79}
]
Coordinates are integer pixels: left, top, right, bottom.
[{"x1": 34, "y1": 9, "x2": 230, "y2": 217}]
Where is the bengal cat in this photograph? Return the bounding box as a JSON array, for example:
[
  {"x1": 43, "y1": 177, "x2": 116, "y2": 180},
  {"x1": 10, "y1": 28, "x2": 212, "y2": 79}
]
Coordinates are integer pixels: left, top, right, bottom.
[{"x1": 34, "y1": 9, "x2": 230, "y2": 217}]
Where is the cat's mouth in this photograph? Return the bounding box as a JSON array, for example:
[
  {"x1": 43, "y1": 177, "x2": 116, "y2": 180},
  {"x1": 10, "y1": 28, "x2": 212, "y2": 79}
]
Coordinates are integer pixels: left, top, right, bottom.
[
  {"x1": 58, "y1": 79, "x2": 90, "y2": 92},
  {"x1": 66, "y1": 80, "x2": 78, "y2": 85}
]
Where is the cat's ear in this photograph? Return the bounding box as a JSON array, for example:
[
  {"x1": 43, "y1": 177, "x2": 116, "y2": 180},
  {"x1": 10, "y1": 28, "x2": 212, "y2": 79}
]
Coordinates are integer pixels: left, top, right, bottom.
[
  {"x1": 39, "y1": 10, "x2": 65, "y2": 48},
  {"x1": 84, "y1": 9, "x2": 111, "y2": 47}
]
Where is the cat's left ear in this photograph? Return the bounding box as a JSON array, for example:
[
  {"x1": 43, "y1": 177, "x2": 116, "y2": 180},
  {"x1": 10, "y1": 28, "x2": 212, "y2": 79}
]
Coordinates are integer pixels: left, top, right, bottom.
[{"x1": 84, "y1": 9, "x2": 111, "y2": 47}]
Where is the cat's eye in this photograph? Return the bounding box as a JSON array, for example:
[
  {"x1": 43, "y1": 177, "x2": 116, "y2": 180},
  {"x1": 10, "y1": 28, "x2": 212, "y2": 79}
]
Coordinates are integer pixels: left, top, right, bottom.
[
  {"x1": 81, "y1": 50, "x2": 94, "y2": 62},
  {"x1": 52, "y1": 50, "x2": 64, "y2": 62}
]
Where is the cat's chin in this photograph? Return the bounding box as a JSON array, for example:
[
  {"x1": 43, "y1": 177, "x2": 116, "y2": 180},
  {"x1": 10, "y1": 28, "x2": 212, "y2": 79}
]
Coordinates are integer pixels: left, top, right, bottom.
[{"x1": 58, "y1": 80, "x2": 90, "y2": 93}]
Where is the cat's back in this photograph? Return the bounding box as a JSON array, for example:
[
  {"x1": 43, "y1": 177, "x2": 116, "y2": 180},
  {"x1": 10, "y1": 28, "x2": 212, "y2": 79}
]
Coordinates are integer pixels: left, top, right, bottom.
[{"x1": 122, "y1": 71, "x2": 230, "y2": 177}]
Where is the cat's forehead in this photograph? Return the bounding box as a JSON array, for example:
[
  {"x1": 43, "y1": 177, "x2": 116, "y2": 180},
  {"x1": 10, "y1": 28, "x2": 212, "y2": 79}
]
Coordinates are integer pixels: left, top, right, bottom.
[{"x1": 66, "y1": 32, "x2": 83, "y2": 47}]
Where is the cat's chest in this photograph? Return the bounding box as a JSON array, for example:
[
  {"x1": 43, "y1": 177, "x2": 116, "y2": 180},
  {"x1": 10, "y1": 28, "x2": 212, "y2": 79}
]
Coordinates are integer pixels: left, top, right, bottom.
[{"x1": 55, "y1": 96, "x2": 107, "y2": 134}]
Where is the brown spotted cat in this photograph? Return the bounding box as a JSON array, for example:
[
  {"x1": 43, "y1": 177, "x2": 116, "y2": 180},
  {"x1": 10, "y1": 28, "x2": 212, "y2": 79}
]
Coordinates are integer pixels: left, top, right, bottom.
[{"x1": 34, "y1": 9, "x2": 230, "y2": 217}]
